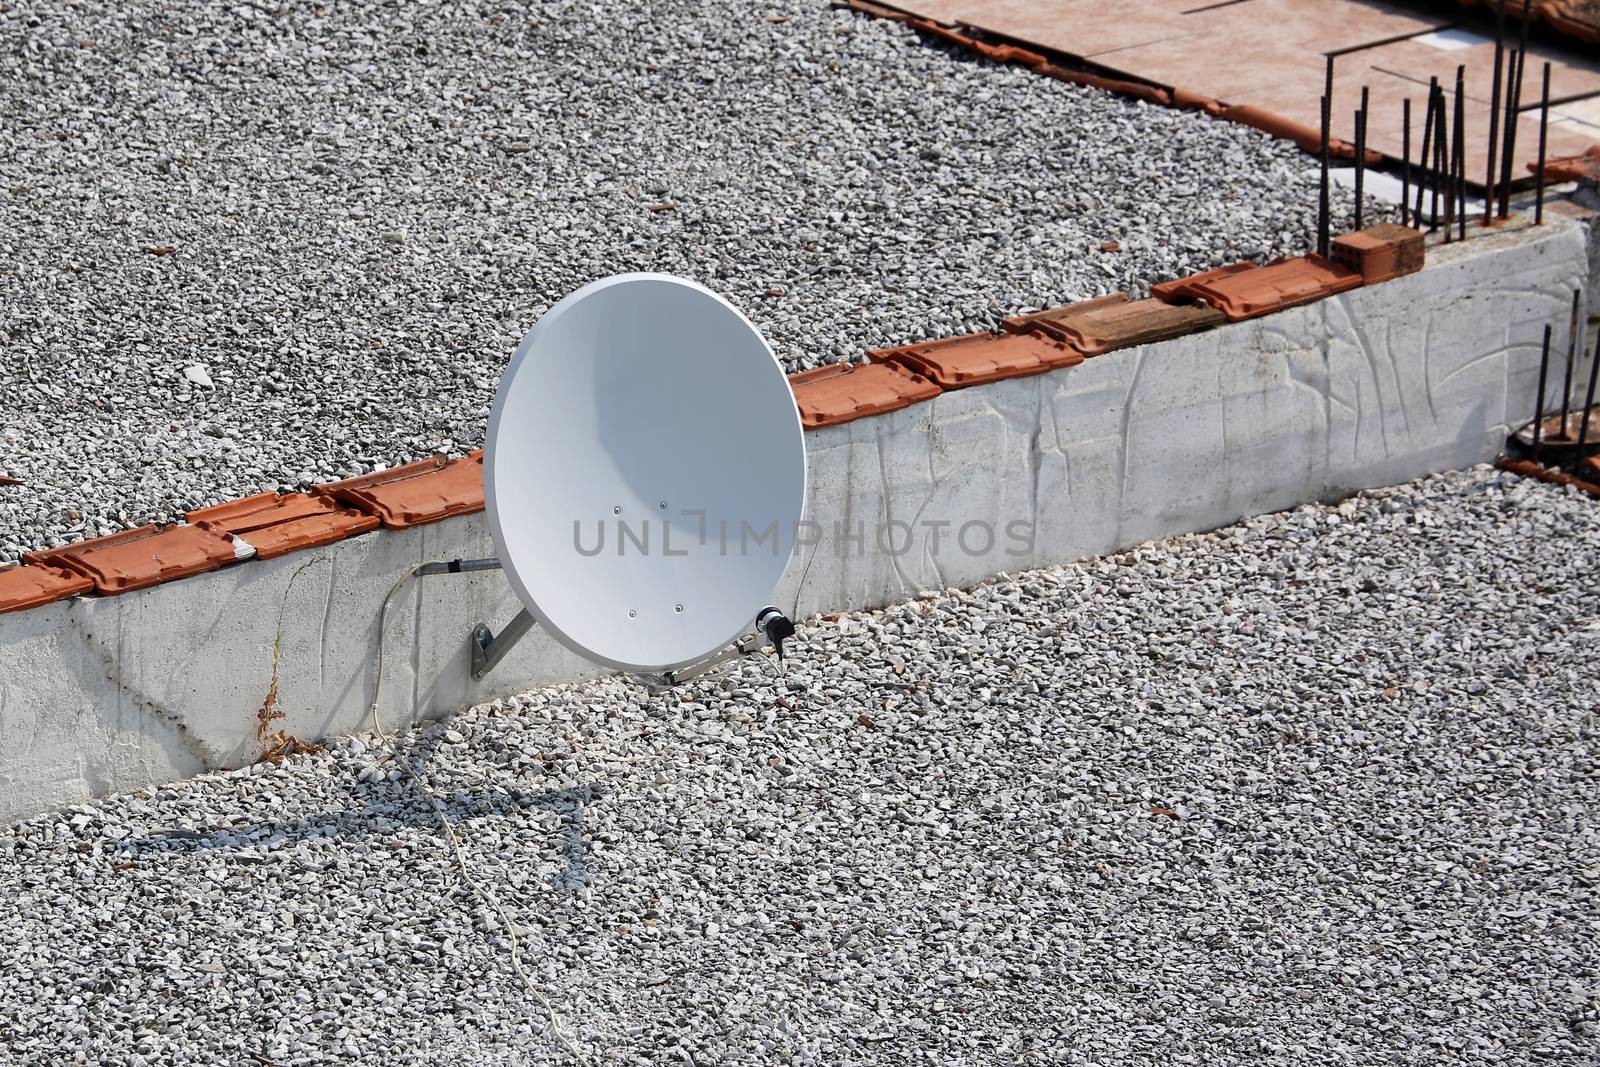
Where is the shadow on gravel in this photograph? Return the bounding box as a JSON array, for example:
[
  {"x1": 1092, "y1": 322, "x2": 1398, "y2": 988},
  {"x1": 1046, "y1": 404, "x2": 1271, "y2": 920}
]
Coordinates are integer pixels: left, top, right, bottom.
[{"x1": 114, "y1": 730, "x2": 601, "y2": 890}]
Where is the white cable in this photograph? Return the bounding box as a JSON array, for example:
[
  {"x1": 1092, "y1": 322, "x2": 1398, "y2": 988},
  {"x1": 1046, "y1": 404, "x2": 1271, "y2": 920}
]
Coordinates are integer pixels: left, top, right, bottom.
[{"x1": 369, "y1": 563, "x2": 591, "y2": 1066}]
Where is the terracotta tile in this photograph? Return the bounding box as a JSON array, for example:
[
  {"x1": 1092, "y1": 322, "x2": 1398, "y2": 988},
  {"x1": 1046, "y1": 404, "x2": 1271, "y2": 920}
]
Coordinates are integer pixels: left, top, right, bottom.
[
  {"x1": 1006, "y1": 293, "x2": 1225, "y2": 354},
  {"x1": 921, "y1": 0, "x2": 1201, "y2": 58},
  {"x1": 1240, "y1": 67, "x2": 1490, "y2": 149},
  {"x1": 1331, "y1": 223, "x2": 1426, "y2": 283},
  {"x1": 24, "y1": 525, "x2": 246, "y2": 595},
  {"x1": 1539, "y1": 145, "x2": 1600, "y2": 181},
  {"x1": 788, "y1": 361, "x2": 941, "y2": 430},
  {"x1": 868, "y1": 330, "x2": 1082, "y2": 389},
  {"x1": 1543, "y1": 1, "x2": 1600, "y2": 46},
  {"x1": 1184, "y1": 254, "x2": 1363, "y2": 321},
  {"x1": 188, "y1": 491, "x2": 380, "y2": 560},
  {"x1": 1151, "y1": 262, "x2": 1260, "y2": 304},
  {"x1": 1192, "y1": 0, "x2": 1448, "y2": 52},
  {"x1": 0, "y1": 563, "x2": 93, "y2": 615},
  {"x1": 1364, "y1": 38, "x2": 1600, "y2": 111},
  {"x1": 314, "y1": 453, "x2": 485, "y2": 529},
  {"x1": 1096, "y1": 36, "x2": 1327, "y2": 103}
]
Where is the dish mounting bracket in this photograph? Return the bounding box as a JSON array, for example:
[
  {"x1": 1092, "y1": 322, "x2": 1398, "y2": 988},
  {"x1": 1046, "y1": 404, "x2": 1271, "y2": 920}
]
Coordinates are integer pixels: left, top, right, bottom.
[{"x1": 416, "y1": 557, "x2": 538, "y2": 681}]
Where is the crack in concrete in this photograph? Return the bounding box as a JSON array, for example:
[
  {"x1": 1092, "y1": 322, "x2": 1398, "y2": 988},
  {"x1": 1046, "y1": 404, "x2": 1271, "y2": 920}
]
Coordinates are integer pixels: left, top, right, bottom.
[{"x1": 66, "y1": 604, "x2": 221, "y2": 768}]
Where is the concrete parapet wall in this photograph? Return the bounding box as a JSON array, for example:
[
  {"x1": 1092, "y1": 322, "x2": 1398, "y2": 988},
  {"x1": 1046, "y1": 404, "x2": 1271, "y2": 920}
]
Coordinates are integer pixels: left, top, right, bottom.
[
  {"x1": 0, "y1": 218, "x2": 1591, "y2": 822},
  {"x1": 782, "y1": 220, "x2": 1590, "y2": 615}
]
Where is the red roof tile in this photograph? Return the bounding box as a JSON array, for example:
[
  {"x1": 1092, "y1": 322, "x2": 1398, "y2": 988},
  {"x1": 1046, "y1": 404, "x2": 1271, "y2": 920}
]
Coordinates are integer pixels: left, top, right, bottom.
[
  {"x1": 24, "y1": 525, "x2": 246, "y2": 595},
  {"x1": 314, "y1": 453, "x2": 485, "y2": 529},
  {"x1": 0, "y1": 563, "x2": 93, "y2": 615},
  {"x1": 867, "y1": 330, "x2": 1083, "y2": 389},
  {"x1": 789, "y1": 361, "x2": 942, "y2": 430},
  {"x1": 1005, "y1": 294, "x2": 1225, "y2": 355},
  {"x1": 188, "y1": 492, "x2": 380, "y2": 560}
]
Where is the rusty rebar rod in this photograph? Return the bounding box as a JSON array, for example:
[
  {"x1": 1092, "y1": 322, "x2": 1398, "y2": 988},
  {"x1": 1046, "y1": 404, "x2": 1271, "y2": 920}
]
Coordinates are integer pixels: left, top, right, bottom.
[
  {"x1": 1416, "y1": 79, "x2": 1438, "y2": 229},
  {"x1": 1561, "y1": 290, "x2": 1580, "y2": 435},
  {"x1": 1401, "y1": 98, "x2": 1412, "y2": 228},
  {"x1": 1455, "y1": 65, "x2": 1468, "y2": 242},
  {"x1": 1439, "y1": 84, "x2": 1454, "y2": 239},
  {"x1": 1535, "y1": 61, "x2": 1551, "y2": 225},
  {"x1": 1578, "y1": 328, "x2": 1600, "y2": 451},
  {"x1": 1354, "y1": 87, "x2": 1369, "y2": 231},
  {"x1": 1533, "y1": 324, "x2": 1552, "y2": 459},
  {"x1": 1485, "y1": 0, "x2": 1506, "y2": 226},
  {"x1": 1499, "y1": 48, "x2": 1524, "y2": 219},
  {"x1": 1317, "y1": 55, "x2": 1333, "y2": 257}
]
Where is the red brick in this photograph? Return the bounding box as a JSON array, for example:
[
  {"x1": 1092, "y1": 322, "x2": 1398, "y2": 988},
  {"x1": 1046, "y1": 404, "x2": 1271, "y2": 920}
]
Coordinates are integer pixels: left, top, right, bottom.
[
  {"x1": 1331, "y1": 223, "x2": 1425, "y2": 284},
  {"x1": 315, "y1": 453, "x2": 485, "y2": 529},
  {"x1": 188, "y1": 492, "x2": 380, "y2": 560},
  {"x1": 0, "y1": 563, "x2": 93, "y2": 615},
  {"x1": 24, "y1": 525, "x2": 245, "y2": 595},
  {"x1": 867, "y1": 330, "x2": 1083, "y2": 390},
  {"x1": 789, "y1": 361, "x2": 941, "y2": 430}
]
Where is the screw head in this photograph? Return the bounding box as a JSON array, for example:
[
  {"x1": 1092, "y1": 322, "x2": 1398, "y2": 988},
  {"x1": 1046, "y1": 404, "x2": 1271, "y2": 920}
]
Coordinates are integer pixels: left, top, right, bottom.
[
  {"x1": 674, "y1": 604, "x2": 683, "y2": 613},
  {"x1": 613, "y1": 505, "x2": 621, "y2": 515},
  {"x1": 627, "y1": 609, "x2": 636, "y2": 619}
]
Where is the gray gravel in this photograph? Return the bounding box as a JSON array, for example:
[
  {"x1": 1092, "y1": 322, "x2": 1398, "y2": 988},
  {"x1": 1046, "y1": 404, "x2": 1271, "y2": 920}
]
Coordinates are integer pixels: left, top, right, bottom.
[
  {"x1": 1, "y1": 465, "x2": 1595, "y2": 1065},
  {"x1": 0, "y1": 0, "x2": 1380, "y2": 561}
]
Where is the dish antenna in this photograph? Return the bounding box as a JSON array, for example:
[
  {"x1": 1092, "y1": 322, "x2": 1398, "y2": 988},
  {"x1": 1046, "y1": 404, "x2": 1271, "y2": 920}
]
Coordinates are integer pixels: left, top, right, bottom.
[{"x1": 419, "y1": 274, "x2": 806, "y2": 687}]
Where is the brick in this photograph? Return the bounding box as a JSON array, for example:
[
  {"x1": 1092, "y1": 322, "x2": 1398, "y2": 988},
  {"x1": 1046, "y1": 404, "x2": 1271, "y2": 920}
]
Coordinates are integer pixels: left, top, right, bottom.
[
  {"x1": 24, "y1": 525, "x2": 247, "y2": 595},
  {"x1": 1332, "y1": 223, "x2": 1425, "y2": 284},
  {"x1": 789, "y1": 361, "x2": 941, "y2": 430},
  {"x1": 867, "y1": 330, "x2": 1083, "y2": 389},
  {"x1": 1182, "y1": 254, "x2": 1362, "y2": 322},
  {"x1": 1151, "y1": 262, "x2": 1259, "y2": 304},
  {"x1": 188, "y1": 491, "x2": 380, "y2": 560},
  {"x1": 0, "y1": 563, "x2": 92, "y2": 615},
  {"x1": 315, "y1": 453, "x2": 485, "y2": 529},
  {"x1": 1005, "y1": 293, "x2": 1225, "y2": 355}
]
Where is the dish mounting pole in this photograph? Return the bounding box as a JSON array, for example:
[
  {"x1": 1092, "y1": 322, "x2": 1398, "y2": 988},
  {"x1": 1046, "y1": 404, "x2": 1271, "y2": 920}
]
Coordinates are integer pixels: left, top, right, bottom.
[{"x1": 415, "y1": 557, "x2": 538, "y2": 680}]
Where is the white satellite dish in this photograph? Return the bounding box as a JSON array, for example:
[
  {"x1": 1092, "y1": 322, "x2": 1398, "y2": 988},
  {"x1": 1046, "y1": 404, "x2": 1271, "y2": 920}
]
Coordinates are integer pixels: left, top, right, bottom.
[{"x1": 461, "y1": 273, "x2": 806, "y2": 680}]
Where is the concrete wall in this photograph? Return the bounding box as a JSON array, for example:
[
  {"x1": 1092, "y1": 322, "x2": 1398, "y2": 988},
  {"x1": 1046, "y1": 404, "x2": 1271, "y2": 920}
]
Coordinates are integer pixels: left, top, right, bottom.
[
  {"x1": 778, "y1": 218, "x2": 1590, "y2": 615},
  {"x1": 0, "y1": 218, "x2": 1590, "y2": 822}
]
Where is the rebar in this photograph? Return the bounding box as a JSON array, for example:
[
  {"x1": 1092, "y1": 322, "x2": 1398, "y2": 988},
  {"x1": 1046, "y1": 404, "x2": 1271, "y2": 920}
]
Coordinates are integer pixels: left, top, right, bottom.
[
  {"x1": 1454, "y1": 65, "x2": 1467, "y2": 242},
  {"x1": 1561, "y1": 289, "x2": 1580, "y2": 435},
  {"x1": 1317, "y1": 56, "x2": 1333, "y2": 257},
  {"x1": 1415, "y1": 79, "x2": 1438, "y2": 229},
  {"x1": 1535, "y1": 61, "x2": 1551, "y2": 225},
  {"x1": 1354, "y1": 87, "x2": 1368, "y2": 231},
  {"x1": 1499, "y1": 48, "x2": 1523, "y2": 219},
  {"x1": 1578, "y1": 328, "x2": 1600, "y2": 451},
  {"x1": 1533, "y1": 324, "x2": 1552, "y2": 459},
  {"x1": 1401, "y1": 97, "x2": 1412, "y2": 228},
  {"x1": 1484, "y1": 0, "x2": 1506, "y2": 226}
]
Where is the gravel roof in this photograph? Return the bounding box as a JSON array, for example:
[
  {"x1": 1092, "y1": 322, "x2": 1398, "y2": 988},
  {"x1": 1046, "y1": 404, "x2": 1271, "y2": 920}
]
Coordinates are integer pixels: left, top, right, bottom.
[
  {"x1": 2, "y1": 466, "x2": 1595, "y2": 1064},
  {"x1": 0, "y1": 0, "x2": 1374, "y2": 561}
]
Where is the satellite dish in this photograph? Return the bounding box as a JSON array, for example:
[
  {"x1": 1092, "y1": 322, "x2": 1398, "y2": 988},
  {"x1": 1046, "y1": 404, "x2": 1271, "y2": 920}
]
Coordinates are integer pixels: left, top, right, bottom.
[{"x1": 482, "y1": 274, "x2": 807, "y2": 675}]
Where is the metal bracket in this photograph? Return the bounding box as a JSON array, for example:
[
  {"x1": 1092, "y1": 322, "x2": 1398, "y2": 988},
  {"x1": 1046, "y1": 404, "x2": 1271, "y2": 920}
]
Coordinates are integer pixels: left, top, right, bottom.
[
  {"x1": 642, "y1": 631, "x2": 765, "y2": 689},
  {"x1": 471, "y1": 607, "x2": 537, "y2": 681},
  {"x1": 639, "y1": 607, "x2": 795, "y2": 690},
  {"x1": 419, "y1": 559, "x2": 793, "y2": 686},
  {"x1": 414, "y1": 557, "x2": 540, "y2": 681}
]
